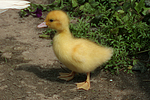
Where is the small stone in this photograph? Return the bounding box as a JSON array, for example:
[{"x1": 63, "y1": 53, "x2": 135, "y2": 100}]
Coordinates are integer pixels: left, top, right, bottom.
[
  {"x1": 20, "y1": 80, "x2": 26, "y2": 84},
  {"x1": 9, "y1": 72, "x2": 14, "y2": 76},
  {"x1": 22, "y1": 51, "x2": 32, "y2": 60},
  {"x1": 53, "y1": 94, "x2": 60, "y2": 99},
  {"x1": 110, "y1": 79, "x2": 113, "y2": 82},
  {"x1": 13, "y1": 45, "x2": 26, "y2": 51},
  {"x1": 84, "y1": 96, "x2": 86, "y2": 98},
  {"x1": 27, "y1": 85, "x2": 36, "y2": 89},
  {"x1": 69, "y1": 88, "x2": 77, "y2": 92},
  {"x1": 26, "y1": 91, "x2": 31, "y2": 94},
  {"x1": 36, "y1": 93, "x2": 45, "y2": 97},
  {"x1": 0, "y1": 85, "x2": 8, "y2": 90},
  {"x1": 0, "y1": 79, "x2": 5, "y2": 82},
  {"x1": 1, "y1": 52, "x2": 12, "y2": 59},
  {"x1": 70, "y1": 97, "x2": 81, "y2": 100},
  {"x1": 37, "y1": 82, "x2": 43, "y2": 85},
  {"x1": 62, "y1": 90, "x2": 67, "y2": 93},
  {"x1": 17, "y1": 85, "x2": 22, "y2": 88}
]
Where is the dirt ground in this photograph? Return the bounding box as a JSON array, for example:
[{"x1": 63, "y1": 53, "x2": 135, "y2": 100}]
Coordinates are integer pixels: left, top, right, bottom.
[{"x1": 0, "y1": 0, "x2": 150, "y2": 100}]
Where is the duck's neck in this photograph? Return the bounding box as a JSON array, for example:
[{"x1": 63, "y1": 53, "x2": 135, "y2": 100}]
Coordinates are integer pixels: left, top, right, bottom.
[
  {"x1": 53, "y1": 27, "x2": 73, "y2": 53},
  {"x1": 56, "y1": 28, "x2": 73, "y2": 38}
]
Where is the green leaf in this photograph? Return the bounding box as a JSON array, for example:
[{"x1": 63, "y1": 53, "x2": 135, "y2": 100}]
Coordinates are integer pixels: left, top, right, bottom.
[
  {"x1": 90, "y1": 2, "x2": 99, "y2": 7},
  {"x1": 79, "y1": 3, "x2": 93, "y2": 13},
  {"x1": 117, "y1": 10, "x2": 124, "y2": 14},
  {"x1": 110, "y1": 28, "x2": 119, "y2": 34},
  {"x1": 109, "y1": 0, "x2": 117, "y2": 3},
  {"x1": 78, "y1": 0, "x2": 85, "y2": 4},
  {"x1": 53, "y1": 0, "x2": 61, "y2": 4},
  {"x1": 122, "y1": 2, "x2": 131, "y2": 12},
  {"x1": 72, "y1": 0, "x2": 78, "y2": 7},
  {"x1": 122, "y1": 15, "x2": 129, "y2": 22},
  {"x1": 142, "y1": 7, "x2": 150, "y2": 15},
  {"x1": 79, "y1": 5, "x2": 84, "y2": 10},
  {"x1": 39, "y1": 34, "x2": 50, "y2": 39},
  {"x1": 134, "y1": 0, "x2": 145, "y2": 13},
  {"x1": 128, "y1": 66, "x2": 133, "y2": 70},
  {"x1": 88, "y1": 0, "x2": 95, "y2": 2}
]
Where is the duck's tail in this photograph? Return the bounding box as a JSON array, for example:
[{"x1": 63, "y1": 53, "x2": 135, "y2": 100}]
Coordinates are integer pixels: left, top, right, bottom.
[{"x1": 97, "y1": 47, "x2": 113, "y2": 65}]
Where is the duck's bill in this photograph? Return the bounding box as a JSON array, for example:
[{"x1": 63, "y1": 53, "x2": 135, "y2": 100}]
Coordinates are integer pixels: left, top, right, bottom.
[{"x1": 37, "y1": 22, "x2": 48, "y2": 28}]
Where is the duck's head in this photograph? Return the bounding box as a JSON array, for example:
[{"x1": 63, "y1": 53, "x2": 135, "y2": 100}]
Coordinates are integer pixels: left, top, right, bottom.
[{"x1": 37, "y1": 10, "x2": 70, "y2": 32}]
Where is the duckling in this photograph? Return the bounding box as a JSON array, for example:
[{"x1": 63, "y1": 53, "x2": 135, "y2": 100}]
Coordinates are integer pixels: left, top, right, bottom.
[{"x1": 37, "y1": 10, "x2": 113, "y2": 90}]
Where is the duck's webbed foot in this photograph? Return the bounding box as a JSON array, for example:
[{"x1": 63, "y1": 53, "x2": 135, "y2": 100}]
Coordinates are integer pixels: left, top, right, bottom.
[
  {"x1": 58, "y1": 71, "x2": 75, "y2": 81},
  {"x1": 76, "y1": 72, "x2": 90, "y2": 90}
]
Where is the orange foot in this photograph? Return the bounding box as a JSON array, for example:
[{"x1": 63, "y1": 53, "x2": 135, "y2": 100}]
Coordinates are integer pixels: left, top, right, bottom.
[
  {"x1": 76, "y1": 72, "x2": 90, "y2": 90},
  {"x1": 58, "y1": 71, "x2": 75, "y2": 81}
]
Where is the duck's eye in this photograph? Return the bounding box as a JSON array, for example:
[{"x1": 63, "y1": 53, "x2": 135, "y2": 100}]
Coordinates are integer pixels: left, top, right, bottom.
[{"x1": 49, "y1": 19, "x2": 53, "y2": 22}]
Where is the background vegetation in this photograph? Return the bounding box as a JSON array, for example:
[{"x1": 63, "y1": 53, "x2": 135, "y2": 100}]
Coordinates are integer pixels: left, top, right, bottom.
[{"x1": 20, "y1": 0, "x2": 150, "y2": 74}]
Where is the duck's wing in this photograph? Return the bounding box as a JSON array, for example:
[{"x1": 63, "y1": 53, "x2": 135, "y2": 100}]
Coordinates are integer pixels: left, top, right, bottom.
[{"x1": 71, "y1": 44, "x2": 87, "y2": 63}]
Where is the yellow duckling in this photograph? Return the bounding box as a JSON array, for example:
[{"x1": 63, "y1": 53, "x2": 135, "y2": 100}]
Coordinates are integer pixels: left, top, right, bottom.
[{"x1": 37, "y1": 10, "x2": 113, "y2": 90}]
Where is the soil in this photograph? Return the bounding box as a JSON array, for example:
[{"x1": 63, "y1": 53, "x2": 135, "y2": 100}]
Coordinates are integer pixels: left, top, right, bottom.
[{"x1": 0, "y1": 0, "x2": 150, "y2": 100}]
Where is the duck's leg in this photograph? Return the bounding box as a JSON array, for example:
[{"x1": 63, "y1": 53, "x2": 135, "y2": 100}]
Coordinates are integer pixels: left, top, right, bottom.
[
  {"x1": 58, "y1": 71, "x2": 75, "y2": 81},
  {"x1": 76, "y1": 72, "x2": 90, "y2": 90}
]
